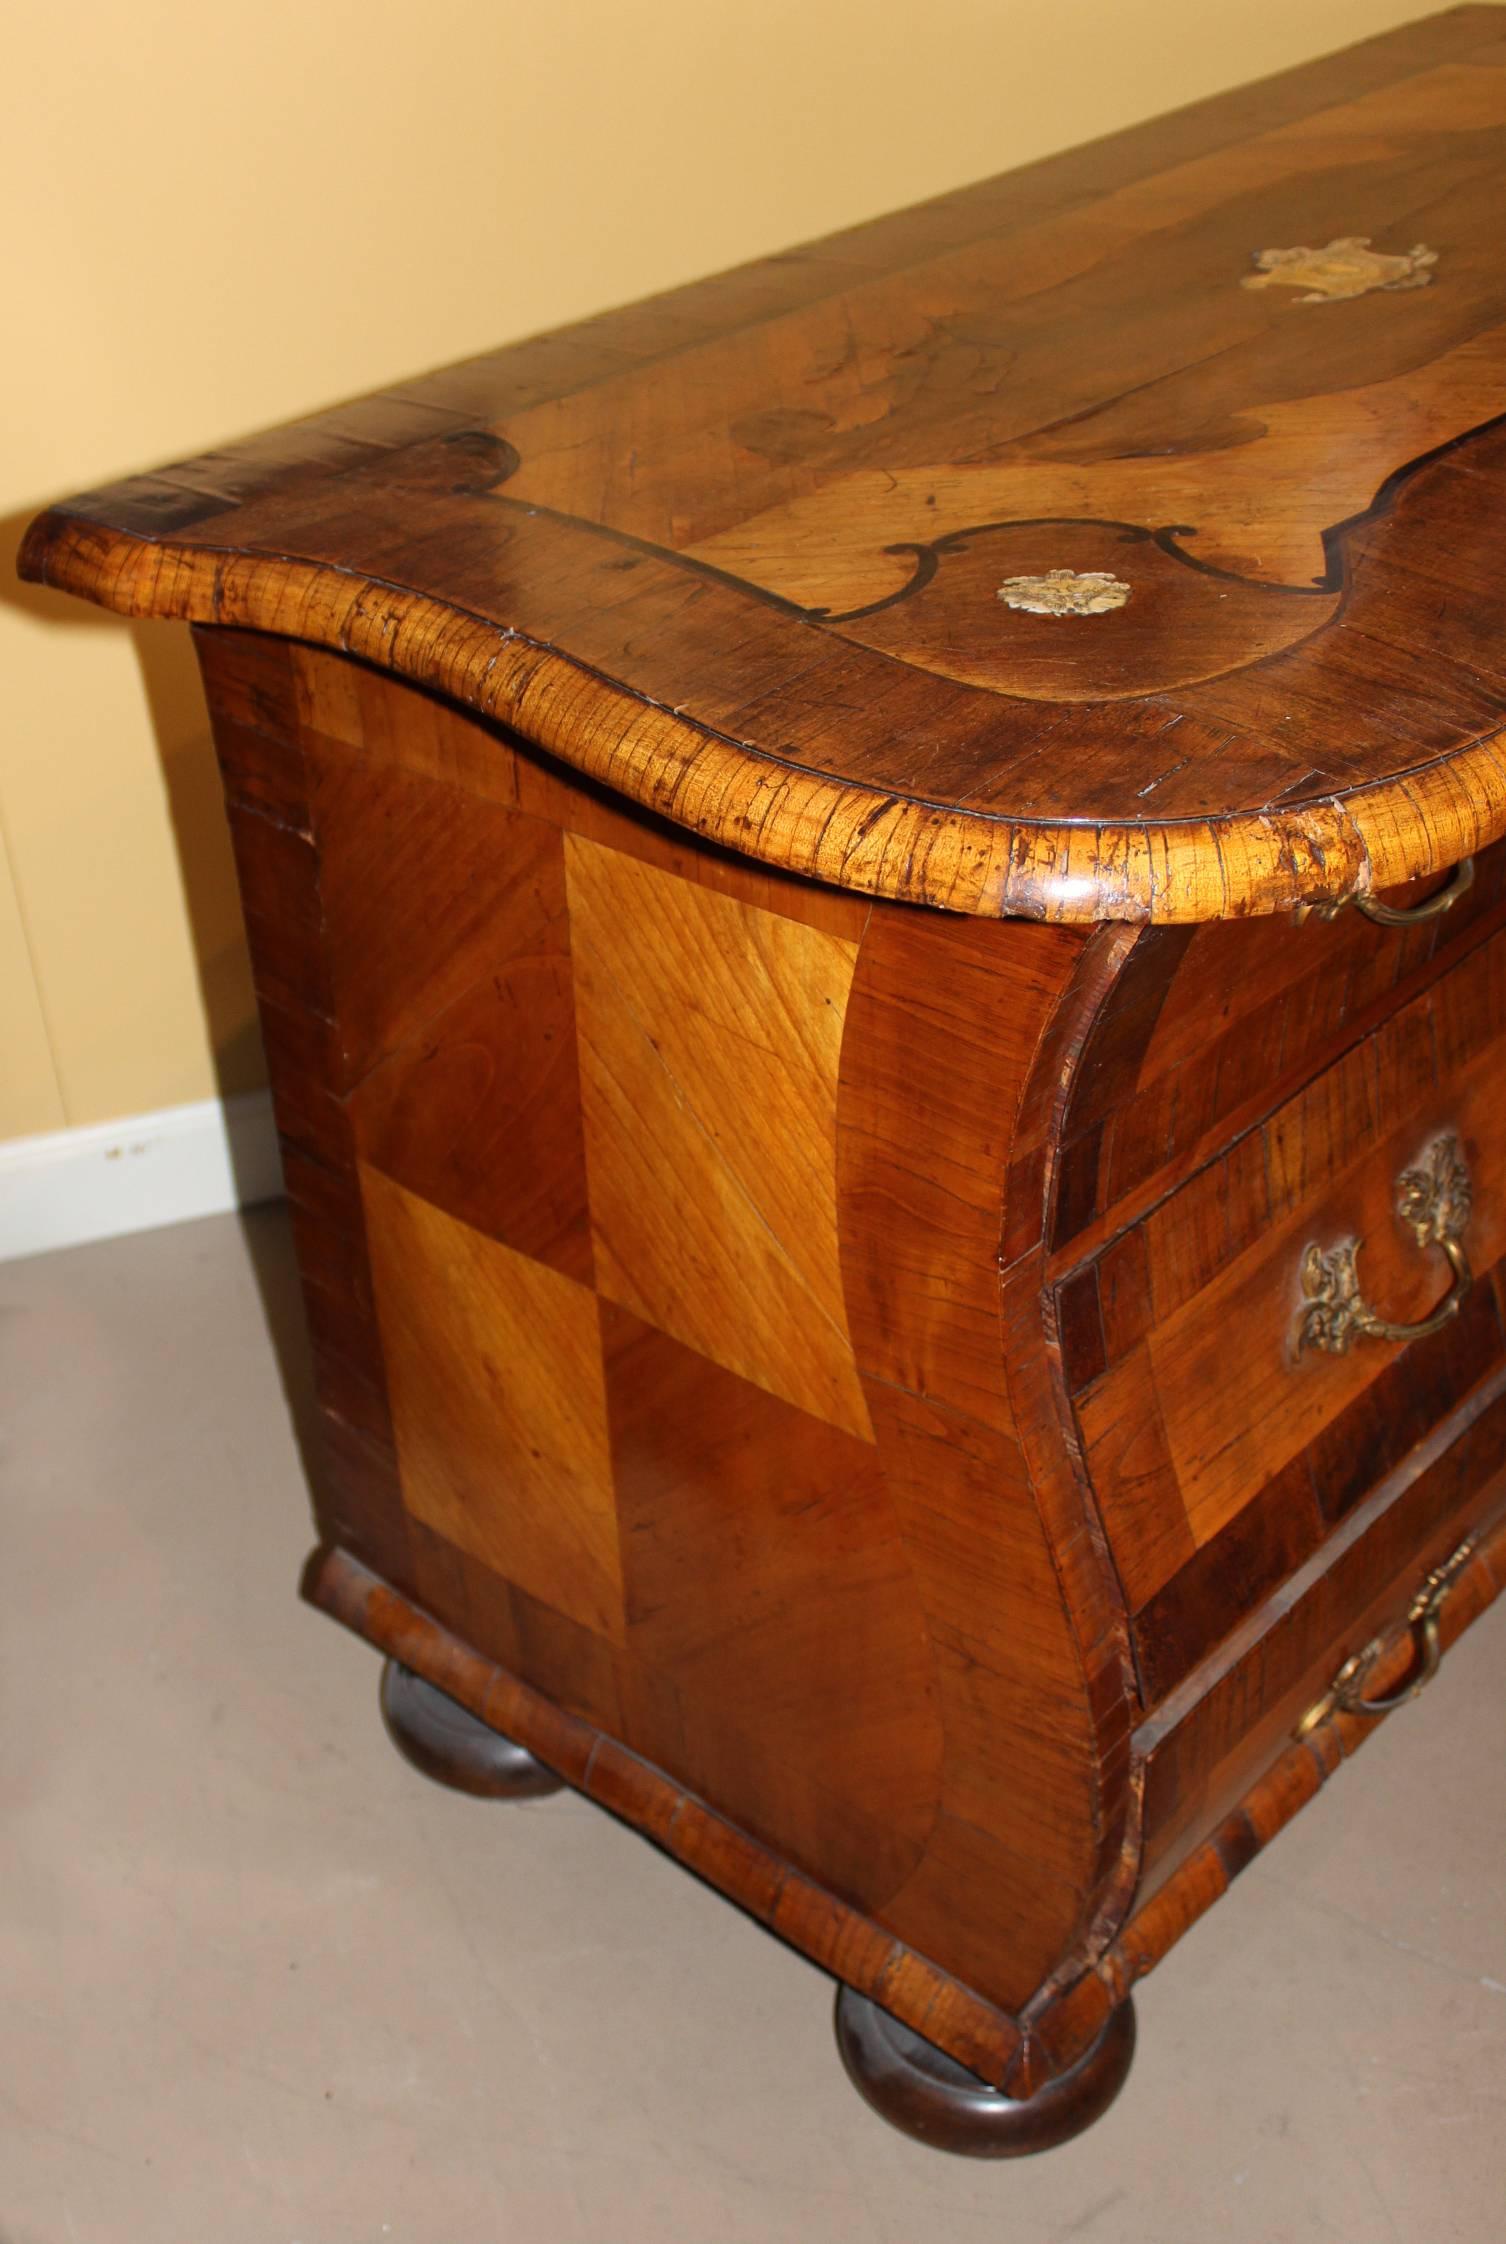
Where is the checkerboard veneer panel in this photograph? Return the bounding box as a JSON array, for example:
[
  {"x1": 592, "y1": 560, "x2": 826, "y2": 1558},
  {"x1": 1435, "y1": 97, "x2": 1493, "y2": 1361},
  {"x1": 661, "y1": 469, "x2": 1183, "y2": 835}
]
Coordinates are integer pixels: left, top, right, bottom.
[
  {"x1": 305, "y1": 726, "x2": 595, "y2": 1286},
  {"x1": 362, "y1": 1167, "x2": 626, "y2": 1643},
  {"x1": 565, "y1": 834, "x2": 873, "y2": 1440}
]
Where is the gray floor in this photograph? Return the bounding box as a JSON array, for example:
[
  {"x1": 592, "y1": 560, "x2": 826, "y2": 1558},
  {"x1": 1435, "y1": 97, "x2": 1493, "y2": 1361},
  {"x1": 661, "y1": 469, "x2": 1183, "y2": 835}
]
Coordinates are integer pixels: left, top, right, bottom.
[{"x1": 3, "y1": 1207, "x2": 1504, "y2": 2242}]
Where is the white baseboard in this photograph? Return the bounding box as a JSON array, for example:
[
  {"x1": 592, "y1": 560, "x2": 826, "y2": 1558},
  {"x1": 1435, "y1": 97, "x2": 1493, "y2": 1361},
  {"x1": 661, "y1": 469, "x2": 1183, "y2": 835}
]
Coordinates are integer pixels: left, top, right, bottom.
[{"x1": 0, "y1": 1091, "x2": 285, "y2": 1264}]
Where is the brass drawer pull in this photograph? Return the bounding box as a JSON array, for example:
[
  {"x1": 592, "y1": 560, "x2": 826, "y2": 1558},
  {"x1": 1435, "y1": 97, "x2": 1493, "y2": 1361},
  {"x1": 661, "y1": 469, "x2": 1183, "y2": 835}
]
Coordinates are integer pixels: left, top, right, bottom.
[
  {"x1": 1355, "y1": 855, "x2": 1475, "y2": 925},
  {"x1": 1298, "y1": 856, "x2": 1474, "y2": 927},
  {"x1": 1296, "y1": 1134, "x2": 1472, "y2": 1356},
  {"x1": 1298, "y1": 1536, "x2": 1478, "y2": 1735}
]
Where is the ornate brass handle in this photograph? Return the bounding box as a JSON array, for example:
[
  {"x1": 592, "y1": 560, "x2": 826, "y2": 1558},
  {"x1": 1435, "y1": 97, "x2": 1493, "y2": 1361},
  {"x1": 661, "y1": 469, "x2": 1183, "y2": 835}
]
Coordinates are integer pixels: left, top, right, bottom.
[
  {"x1": 1355, "y1": 855, "x2": 1475, "y2": 925},
  {"x1": 1297, "y1": 1536, "x2": 1478, "y2": 1735},
  {"x1": 1296, "y1": 1134, "x2": 1472, "y2": 1356},
  {"x1": 1297, "y1": 856, "x2": 1474, "y2": 927}
]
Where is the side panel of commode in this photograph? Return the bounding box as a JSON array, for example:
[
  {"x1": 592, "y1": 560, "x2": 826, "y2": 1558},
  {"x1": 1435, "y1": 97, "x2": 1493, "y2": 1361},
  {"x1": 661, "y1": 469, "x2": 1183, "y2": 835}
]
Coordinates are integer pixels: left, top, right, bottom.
[{"x1": 197, "y1": 624, "x2": 1135, "y2": 2082}]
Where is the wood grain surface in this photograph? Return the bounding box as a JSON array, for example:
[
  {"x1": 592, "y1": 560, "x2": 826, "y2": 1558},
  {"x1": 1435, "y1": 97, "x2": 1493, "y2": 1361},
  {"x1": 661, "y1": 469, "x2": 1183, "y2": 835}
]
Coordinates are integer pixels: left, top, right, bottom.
[
  {"x1": 199, "y1": 630, "x2": 1124, "y2": 2031},
  {"x1": 21, "y1": 8, "x2": 1506, "y2": 922},
  {"x1": 197, "y1": 616, "x2": 1506, "y2": 2090}
]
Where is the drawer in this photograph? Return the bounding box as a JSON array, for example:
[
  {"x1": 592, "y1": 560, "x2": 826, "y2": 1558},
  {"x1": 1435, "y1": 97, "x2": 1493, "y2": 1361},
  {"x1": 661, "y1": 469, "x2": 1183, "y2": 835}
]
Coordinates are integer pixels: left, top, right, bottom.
[
  {"x1": 1135, "y1": 1379, "x2": 1506, "y2": 1888},
  {"x1": 1058, "y1": 912, "x2": 1506, "y2": 1708},
  {"x1": 1050, "y1": 838, "x2": 1506, "y2": 1264}
]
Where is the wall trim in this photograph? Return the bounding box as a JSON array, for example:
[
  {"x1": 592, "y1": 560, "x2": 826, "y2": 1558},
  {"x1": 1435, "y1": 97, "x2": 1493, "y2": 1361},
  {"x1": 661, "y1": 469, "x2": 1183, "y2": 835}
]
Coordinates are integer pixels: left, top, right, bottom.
[{"x1": 0, "y1": 1091, "x2": 284, "y2": 1264}]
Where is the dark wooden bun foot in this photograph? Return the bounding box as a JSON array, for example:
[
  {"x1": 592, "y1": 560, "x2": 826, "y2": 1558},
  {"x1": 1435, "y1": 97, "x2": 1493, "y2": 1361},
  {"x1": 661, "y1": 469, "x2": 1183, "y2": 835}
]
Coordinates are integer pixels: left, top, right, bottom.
[
  {"x1": 834, "y1": 1988, "x2": 1136, "y2": 2157},
  {"x1": 378, "y1": 1659, "x2": 565, "y2": 1799}
]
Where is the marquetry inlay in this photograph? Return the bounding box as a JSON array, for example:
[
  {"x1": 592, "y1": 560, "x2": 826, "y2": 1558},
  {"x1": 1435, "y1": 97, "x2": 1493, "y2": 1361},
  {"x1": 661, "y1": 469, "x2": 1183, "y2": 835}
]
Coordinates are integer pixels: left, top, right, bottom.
[
  {"x1": 1241, "y1": 237, "x2": 1437, "y2": 303},
  {"x1": 996, "y1": 569, "x2": 1132, "y2": 617}
]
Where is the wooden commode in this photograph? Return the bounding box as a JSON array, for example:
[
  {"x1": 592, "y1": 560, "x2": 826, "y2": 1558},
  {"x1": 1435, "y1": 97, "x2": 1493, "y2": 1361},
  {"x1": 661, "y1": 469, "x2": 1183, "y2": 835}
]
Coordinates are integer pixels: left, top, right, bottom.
[{"x1": 21, "y1": 4, "x2": 1506, "y2": 2156}]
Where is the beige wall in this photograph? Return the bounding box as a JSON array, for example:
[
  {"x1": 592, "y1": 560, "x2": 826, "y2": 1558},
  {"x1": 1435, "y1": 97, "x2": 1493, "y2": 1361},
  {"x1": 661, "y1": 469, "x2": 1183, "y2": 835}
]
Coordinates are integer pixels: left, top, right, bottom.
[{"x1": 2, "y1": 0, "x2": 1436, "y2": 1142}]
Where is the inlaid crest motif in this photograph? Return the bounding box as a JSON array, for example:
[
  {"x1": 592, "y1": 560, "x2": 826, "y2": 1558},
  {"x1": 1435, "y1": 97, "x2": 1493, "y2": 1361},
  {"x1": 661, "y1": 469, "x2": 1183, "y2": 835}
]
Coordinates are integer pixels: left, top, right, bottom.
[
  {"x1": 1241, "y1": 237, "x2": 1437, "y2": 304},
  {"x1": 996, "y1": 569, "x2": 1131, "y2": 617}
]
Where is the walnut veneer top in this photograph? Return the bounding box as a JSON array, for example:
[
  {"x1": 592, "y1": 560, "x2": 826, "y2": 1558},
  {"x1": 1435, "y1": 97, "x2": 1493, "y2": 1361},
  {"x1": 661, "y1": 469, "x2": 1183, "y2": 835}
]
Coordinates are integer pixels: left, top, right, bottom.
[{"x1": 21, "y1": 6, "x2": 1506, "y2": 921}]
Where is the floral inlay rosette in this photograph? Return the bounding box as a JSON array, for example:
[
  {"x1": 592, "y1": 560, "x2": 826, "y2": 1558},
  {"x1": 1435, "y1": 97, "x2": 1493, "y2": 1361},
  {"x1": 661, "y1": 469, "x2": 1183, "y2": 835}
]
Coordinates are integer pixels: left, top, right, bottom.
[
  {"x1": 1242, "y1": 237, "x2": 1437, "y2": 303},
  {"x1": 996, "y1": 569, "x2": 1132, "y2": 617}
]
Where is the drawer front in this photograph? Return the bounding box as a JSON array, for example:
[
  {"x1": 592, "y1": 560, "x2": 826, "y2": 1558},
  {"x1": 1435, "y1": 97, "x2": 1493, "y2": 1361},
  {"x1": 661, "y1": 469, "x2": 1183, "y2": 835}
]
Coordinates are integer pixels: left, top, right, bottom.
[
  {"x1": 1135, "y1": 1380, "x2": 1506, "y2": 1886},
  {"x1": 1060, "y1": 913, "x2": 1506, "y2": 1707},
  {"x1": 1050, "y1": 837, "x2": 1506, "y2": 1263}
]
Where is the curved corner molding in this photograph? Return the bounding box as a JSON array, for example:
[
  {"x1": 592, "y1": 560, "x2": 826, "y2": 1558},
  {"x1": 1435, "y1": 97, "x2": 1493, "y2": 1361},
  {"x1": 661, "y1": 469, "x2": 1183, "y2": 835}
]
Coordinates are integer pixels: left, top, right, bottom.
[{"x1": 1241, "y1": 237, "x2": 1437, "y2": 304}]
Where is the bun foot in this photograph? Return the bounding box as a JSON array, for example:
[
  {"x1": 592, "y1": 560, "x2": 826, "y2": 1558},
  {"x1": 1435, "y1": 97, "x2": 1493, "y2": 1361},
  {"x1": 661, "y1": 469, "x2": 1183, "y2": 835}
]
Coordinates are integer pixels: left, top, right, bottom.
[
  {"x1": 378, "y1": 1659, "x2": 564, "y2": 1799},
  {"x1": 834, "y1": 1988, "x2": 1136, "y2": 2157}
]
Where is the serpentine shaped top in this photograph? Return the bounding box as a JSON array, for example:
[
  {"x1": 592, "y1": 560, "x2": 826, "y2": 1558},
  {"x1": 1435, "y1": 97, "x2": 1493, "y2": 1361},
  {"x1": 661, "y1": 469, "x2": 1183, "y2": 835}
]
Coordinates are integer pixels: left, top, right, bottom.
[{"x1": 20, "y1": 6, "x2": 1506, "y2": 922}]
